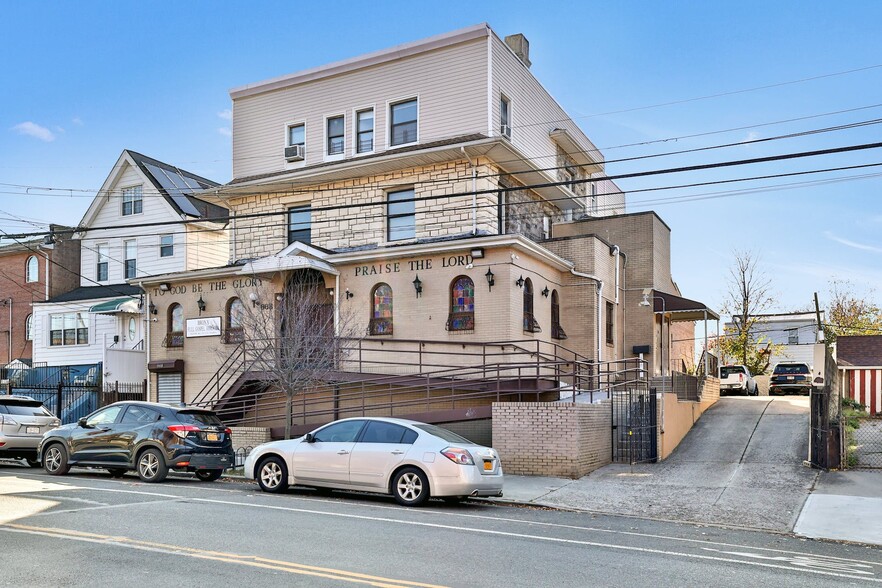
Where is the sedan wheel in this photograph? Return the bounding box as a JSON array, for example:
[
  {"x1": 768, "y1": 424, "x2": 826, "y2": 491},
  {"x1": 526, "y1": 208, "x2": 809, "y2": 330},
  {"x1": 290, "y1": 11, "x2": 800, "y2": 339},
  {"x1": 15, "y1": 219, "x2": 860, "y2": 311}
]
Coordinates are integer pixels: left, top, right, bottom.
[
  {"x1": 137, "y1": 449, "x2": 168, "y2": 483},
  {"x1": 257, "y1": 456, "x2": 288, "y2": 493},
  {"x1": 195, "y1": 469, "x2": 223, "y2": 482},
  {"x1": 392, "y1": 467, "x2": 429, "y2": 507},
  {"x1": 43, "y1": 444, "x2": 70, "y2": 475}
]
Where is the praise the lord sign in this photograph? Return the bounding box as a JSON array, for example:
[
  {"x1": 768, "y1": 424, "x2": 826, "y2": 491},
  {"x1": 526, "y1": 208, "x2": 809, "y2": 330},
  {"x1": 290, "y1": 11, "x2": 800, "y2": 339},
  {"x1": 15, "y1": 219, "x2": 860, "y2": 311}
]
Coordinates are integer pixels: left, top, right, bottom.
[{"x1": 353, "y1": 254, "x2": 473, "y2": 277}]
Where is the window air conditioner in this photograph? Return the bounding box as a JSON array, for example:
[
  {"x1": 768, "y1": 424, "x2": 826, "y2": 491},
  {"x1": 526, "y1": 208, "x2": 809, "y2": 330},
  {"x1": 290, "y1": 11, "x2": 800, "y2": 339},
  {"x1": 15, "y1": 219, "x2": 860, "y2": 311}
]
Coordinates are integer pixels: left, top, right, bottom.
[{"x1": 284, "y1": 144, "x2": 305, "y2": 161}]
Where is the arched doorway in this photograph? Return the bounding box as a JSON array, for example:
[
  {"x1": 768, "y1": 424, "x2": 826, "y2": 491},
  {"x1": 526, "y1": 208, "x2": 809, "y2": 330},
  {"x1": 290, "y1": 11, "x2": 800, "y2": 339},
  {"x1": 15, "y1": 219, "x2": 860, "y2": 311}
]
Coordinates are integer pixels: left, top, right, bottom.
[{"x1": 278, "y1": 269, "x2": 334, "y2": 364}]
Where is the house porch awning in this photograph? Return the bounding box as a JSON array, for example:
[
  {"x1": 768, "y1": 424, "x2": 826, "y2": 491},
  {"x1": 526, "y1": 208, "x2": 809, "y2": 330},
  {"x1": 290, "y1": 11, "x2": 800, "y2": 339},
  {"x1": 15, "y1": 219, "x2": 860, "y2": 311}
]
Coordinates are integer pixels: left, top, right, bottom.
[
  {"x1": 653, "y1": 291, "x2": 720, "y2": 321},
  {"x1": 89, "y1": 297, "x2": 141, "y2": 315}
]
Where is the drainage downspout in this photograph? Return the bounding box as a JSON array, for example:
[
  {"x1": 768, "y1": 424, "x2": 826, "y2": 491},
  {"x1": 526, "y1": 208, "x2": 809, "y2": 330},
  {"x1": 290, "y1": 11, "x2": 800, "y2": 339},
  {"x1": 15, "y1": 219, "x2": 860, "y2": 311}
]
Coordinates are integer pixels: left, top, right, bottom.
[
  {"x1": 461, "y1": 147, "x2": 478, "y2": 235},
  {"x1": 334, "y1": 274, "x2": 340, "y2": 336},
  {"x1": 570, "y1": 268, "x2": 604, "y2": 363},
  {"x1": 612, "y1": 246, "x2": 620, "y2": 304}
]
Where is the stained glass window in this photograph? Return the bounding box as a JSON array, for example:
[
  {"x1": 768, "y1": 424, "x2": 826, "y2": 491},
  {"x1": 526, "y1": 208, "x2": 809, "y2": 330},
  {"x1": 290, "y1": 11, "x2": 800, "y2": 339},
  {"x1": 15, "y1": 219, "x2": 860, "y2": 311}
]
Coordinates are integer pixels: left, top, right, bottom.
[
  {"x1": 166, "y1": 304, "x2": 184, "y2": 348},
  {"x1": 369, "y1": 283, "x2": 393, "y2": 335},
  {"x1": 448, "y1": 276, "x2": 475, "y2": 331}
]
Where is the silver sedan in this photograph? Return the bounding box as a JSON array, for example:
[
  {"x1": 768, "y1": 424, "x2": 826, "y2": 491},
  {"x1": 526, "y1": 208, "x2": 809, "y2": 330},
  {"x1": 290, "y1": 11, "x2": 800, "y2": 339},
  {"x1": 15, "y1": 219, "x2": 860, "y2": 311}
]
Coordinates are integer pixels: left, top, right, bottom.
[{"x1": 244, "y1": 417, "x2": 503, "y2": 506}]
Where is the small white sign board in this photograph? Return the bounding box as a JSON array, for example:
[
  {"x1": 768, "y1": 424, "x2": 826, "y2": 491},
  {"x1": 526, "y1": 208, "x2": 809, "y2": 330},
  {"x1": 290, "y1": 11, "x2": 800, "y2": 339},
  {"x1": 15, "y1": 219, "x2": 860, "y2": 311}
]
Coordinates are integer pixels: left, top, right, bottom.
[{"x1": 186, "y1": 316, "x2": 222, "y2": 338}]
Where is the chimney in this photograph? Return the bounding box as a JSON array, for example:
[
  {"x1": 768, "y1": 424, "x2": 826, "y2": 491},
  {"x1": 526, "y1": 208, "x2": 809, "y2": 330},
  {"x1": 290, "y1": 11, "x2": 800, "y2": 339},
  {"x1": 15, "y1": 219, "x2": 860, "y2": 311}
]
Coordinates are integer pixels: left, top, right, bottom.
[{"x1": 504, "y1": 33, "x2": 531, "y2": 68}]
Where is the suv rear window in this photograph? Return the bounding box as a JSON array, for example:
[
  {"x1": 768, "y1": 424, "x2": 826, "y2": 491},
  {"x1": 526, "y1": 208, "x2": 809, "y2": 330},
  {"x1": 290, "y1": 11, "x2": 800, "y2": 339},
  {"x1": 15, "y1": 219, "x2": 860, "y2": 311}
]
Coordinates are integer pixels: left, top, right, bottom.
[
  {"x1": 774, "y1": 364, "x2": 809, "y2": 374},
  {"x1": 720, "y1": 367, "x2": 746, "y2": 377},
  {"x1": 176, "y1": 410, "x2": 223, "y2": 426},
  {"x1": 0, "y1": 402, "x2": 53, "y2": 417}
]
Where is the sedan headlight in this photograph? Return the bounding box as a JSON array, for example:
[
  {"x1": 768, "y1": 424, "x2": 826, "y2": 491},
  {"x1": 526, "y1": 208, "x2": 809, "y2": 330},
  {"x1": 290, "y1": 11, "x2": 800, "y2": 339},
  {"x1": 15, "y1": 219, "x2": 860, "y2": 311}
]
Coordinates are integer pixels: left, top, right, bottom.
[{"x1": 441, "y1": 447, "x2": 474, "y2": 465}]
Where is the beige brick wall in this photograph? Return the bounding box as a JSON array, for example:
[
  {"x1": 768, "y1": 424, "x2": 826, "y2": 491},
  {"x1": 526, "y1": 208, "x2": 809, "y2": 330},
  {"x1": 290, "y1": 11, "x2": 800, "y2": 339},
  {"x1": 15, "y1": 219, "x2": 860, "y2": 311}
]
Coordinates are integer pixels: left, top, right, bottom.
[
  {"x1": 492, "y1": 401, "x2": 611, "y2": 478},
  {"x1": 229, "y1": 426, "x2": 271, "y2": 454}
]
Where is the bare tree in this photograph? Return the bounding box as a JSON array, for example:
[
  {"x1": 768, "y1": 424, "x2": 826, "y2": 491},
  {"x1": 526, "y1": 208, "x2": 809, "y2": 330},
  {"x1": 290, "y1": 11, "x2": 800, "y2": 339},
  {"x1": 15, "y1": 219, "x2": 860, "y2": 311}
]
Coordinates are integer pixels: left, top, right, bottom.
[
  {"x1": 825, "y1": 279, "x2": 882, "y2": 343},
  {"x1": 229, "y1": 269, "x2": 361, "y2": 439},
  {"x1": 718, "y1": 250, "x2": 780, "y2": 374}
]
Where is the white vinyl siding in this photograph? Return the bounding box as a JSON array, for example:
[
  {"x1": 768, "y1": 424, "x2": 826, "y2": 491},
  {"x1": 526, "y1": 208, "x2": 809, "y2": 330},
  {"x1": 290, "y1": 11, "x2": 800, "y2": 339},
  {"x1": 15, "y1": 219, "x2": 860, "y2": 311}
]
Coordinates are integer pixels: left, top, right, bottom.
[
  {"x1": 232, "y1": 36, "x2": 488, "y2": 179},
  {"x1": 31, "y1": 302, "x2": 107, "y2": 365}
]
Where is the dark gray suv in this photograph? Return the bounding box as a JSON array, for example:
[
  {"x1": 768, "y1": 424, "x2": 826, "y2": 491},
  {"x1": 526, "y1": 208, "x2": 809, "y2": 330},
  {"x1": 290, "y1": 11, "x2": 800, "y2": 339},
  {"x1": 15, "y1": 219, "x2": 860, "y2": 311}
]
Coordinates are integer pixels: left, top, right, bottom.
[{"x1": 39, "y1": 401, "x2": 234, "y2": 482}]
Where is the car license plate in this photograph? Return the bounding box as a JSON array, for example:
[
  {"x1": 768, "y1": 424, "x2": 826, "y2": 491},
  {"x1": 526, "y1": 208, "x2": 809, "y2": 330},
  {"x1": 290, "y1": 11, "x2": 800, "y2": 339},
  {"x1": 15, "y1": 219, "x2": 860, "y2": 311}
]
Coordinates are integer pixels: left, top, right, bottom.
[
  {"x1": 483, "y1": 460, "x2": 493, "y2": 471},
  {"x1": 787, "y1": 376, "x2": 794, "y2": 380},
  {"x1": 26, "y1": 426, "x2": 39, "y2": 434},
  {"x1": 205, "y1": 433, "x2": 219, "y2": 441}
]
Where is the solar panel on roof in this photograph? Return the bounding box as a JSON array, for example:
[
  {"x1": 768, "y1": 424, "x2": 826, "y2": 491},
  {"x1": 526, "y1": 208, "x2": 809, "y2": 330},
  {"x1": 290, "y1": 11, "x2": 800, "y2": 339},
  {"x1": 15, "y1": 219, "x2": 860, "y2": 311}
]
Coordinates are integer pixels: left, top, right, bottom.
[{"x1": 143, "y1": 163, "x2": 203, "y2": 217}]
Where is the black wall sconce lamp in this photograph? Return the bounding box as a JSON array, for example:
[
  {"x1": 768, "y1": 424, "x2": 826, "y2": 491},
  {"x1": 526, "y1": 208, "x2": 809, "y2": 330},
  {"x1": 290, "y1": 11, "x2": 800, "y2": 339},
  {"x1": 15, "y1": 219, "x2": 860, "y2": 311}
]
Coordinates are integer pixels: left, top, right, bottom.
[
  {"x1": 515, "y1": 275, "x2": 525, "y2": 288},
  {"x1": 148, "y1": 302, "x2": 157, "y2": 315},
  {"x1": 485, "y1": 267, "x2": 495, "y2": 291},
  {"x1": 412, "y1": 275, "x2": 423, "y2": 298},
  {"x1": 542, "y1": 286, "x2": 550, "y2": 298},
  {"x1": 344, "y1": 289, "x2": 354, "y2": 299},
  {"x1": 196, "y1": 295, "x2": 206, "y2": 315}
]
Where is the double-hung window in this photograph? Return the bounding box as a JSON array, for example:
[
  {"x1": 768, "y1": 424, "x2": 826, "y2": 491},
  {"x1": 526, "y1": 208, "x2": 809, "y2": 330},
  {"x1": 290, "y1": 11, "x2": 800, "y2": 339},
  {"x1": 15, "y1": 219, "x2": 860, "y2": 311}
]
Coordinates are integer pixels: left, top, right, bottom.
[
  {"x1": 124, "y1": 240, "x2": 137, "y2": 279},
  {"x1": 356, "y1": 109, "x2": 374, "y2": 153},
  {"x1": 500, "y1": 95, "x2": 511, "y2": 138},
  {"x1": 96, "y1": 244, "x2": 108, "y2": 281},
  {"x1": 286, "y1": 123, "x2": 306, "y2": 160},
  {"x1": 49, "y1": 312, "x2": 88, "y2": 346},
  {"x1": 326, "y1": 115, "x2": 344, "y2": 156},
  {"x1": 287, "y1": 206, "x2": 311, "y2": 244},
  {"x1": 122, "y1": 186, "x2": 142, "y2": 216},
  {"x1": 606, "y1": 301, "x2": 615, "y2": 344},
  {"x1": 390, "y1": 98, "x2": 417, "y2": 146},
  {"x1": 160, "y1": 235, "x2": 174, "y2": 257},
  {"x1": 387, "y1": 189, "x2": 415, "y2": 241}
]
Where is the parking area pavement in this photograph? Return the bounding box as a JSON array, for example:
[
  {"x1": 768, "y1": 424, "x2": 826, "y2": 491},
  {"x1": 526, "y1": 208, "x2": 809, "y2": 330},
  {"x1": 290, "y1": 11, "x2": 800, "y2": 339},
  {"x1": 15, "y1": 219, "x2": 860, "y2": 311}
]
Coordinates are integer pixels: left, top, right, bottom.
[{"x1": 495, "y1": 397, "x2": 819, "y2": 531}]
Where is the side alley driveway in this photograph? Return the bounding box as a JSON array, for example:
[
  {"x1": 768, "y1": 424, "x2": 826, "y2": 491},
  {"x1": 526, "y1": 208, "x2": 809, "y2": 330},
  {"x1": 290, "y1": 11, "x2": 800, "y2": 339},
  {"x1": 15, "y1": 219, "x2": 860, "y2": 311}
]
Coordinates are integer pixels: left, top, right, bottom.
[{"x1": 499, "y1": 397, "x2": 819, "y2": 532}]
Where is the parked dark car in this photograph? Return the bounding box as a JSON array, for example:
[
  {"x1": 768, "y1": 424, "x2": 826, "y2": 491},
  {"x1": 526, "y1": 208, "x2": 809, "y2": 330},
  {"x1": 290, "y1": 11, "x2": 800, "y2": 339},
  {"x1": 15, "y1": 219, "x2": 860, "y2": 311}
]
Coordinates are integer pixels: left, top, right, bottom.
[
  {"x1": 768, "y1": 362, "x2": 812, "y2": 396},
  {"x1": 39, "y1": 401, "x2": 234, "y2": 482},
  {"x1": 0, "y1": 395, "x2": 61, "y2": 467}
]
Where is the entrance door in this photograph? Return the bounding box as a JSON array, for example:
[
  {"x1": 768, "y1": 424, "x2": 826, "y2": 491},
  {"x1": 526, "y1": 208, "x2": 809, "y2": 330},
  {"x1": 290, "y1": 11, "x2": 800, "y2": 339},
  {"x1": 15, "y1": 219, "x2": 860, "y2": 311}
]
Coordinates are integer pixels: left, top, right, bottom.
[{"x1": 279, "y1": 268, "x2": 334, "y2": 368}]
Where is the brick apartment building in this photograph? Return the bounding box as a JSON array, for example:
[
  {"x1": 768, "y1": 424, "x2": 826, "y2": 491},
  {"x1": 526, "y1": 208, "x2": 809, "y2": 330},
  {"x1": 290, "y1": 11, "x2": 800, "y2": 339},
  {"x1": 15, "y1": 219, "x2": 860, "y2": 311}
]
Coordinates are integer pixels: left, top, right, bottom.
[
  {"x1": 0, "y1": 229, "x2": 80, "y2": 365},
  {"x1": 138, "y1": 24, "x2": 718, "y2": 432}
]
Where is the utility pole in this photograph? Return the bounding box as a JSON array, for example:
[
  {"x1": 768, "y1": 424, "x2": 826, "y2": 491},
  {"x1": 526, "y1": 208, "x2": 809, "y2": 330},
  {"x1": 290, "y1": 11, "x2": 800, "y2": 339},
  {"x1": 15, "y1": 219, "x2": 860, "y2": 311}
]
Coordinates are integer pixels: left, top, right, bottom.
[{"x1": 813, "y1": 292, "x2": 824, "y2": 343}]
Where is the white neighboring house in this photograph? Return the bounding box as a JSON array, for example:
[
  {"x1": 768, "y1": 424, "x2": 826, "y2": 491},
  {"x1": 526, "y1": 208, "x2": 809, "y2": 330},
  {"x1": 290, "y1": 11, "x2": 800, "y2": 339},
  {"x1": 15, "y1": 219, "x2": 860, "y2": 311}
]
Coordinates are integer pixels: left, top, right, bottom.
[
  {"x1": 31, "y1": 150, "x2": 229, "y2": 382},
  {"x1": 725, "y1": 311, "x2": 824, "y2": 369}
]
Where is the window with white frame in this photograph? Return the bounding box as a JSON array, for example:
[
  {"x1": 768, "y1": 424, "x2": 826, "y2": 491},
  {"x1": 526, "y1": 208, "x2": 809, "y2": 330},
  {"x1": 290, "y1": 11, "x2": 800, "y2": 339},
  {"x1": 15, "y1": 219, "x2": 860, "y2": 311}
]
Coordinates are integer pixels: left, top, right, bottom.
[
  {"x1": 49, "y1": 312, "x2": 88, "y2": 346},
  {"x1": 356, "y1": 109, "x2": 374, "y2": 153},
  {"x1": 122, "y1": 186, "x2": 143, "y2": 216},
  {"x1": 160, "y1": 235, "x2": 174, "y2": 257},
  {"x1": 326, "y1": 115, "x2": 344, "y2": 156},
  {"x1": 787, "y1": 328, "x2": 799, "y2": 345},
  {"x1": 96, "y1": 244, "x2": 109, "y2": 281},
  {"x1": 589, "y1": 182, "x2": 598, "y2": 215},
  {"x1": 500, "y1": 95, "x2": 512, "y2": 138},
  {"x1": 390, "y1": 98, "x2": 417, "y2": 146},
  {"x1": 25, "y1": 256, "x2": 38, "y2": 282},
  {"x1": 387, "y1": 188, "x2": 415, "y2": 241},
  {"x1": 124, "y1": 240, "x2": 137, "y2": 279},
  {"x1": 286, "y1": 123, "x2": 306, "y2": 160},
  {"x1": 25, "y1": 314, "x2": 33, "y2": 341}
]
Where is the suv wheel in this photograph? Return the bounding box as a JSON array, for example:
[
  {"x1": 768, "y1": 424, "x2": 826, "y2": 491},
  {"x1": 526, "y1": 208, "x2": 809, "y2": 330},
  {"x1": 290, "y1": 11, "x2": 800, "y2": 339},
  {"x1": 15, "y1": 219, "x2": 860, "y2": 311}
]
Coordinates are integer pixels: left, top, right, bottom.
[
  {"x1": 392, "y1": 467, "x2": 430, "y2": 507},
  {"x1": 257, "y1": 456, "x2": 288, "y2": 493},
  {"x1": 137, "y1": 448, "x2": 168, "y2": 483},
  {"x1": 43, "y1": 444, "x2": 70, "y2": 475}
]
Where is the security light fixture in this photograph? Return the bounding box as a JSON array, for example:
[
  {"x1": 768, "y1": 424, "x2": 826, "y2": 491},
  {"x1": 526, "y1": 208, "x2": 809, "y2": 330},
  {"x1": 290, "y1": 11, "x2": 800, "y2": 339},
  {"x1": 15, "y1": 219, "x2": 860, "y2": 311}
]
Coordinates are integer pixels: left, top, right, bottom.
[
  {"x1": 515, "y1": 275, "x2": 525, "y2": 288},
  {"x1": 196, "y1": 295, "x2": 206, "y2": 314},
  {"x1": 485, "y1": 267, "x2": 495, "y2": 291},
  {"x1": 470, "y1": 248, "x2": 484, "y2": 259},
  {"x1": 542, "y1": 286, "x2": 550, "y2": 298},
  {"x1": 412, "y1": 275, "x2": 423, "y2": 298},
  {"x1": 159, "y1": 283, "x2": 171, "y2": 292}
]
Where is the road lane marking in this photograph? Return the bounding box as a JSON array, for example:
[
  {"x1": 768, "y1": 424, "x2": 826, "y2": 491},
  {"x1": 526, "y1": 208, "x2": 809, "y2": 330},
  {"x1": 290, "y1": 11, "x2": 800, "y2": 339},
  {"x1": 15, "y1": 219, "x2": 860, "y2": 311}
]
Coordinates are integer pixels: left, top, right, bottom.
[
  {"x1": 702, "y1": 548, "x2": 874, "y2": 575},
  {"x1": 1, "y1": 523, "x2": 447, "y2": 588},
  {"x1": 30, "y1": 498, "x2": 181, "y2": 517},
  {"x1": 9, "y1": 471, "x2": 882, "y2": 571}
]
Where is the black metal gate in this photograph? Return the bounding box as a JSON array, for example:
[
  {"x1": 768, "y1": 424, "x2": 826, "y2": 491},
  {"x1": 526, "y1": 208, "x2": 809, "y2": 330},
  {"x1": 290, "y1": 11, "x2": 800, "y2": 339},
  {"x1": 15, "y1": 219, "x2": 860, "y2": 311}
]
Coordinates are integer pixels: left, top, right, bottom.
[{"x1": 612, "y1": 384, "x2": 658, "y2": 464}]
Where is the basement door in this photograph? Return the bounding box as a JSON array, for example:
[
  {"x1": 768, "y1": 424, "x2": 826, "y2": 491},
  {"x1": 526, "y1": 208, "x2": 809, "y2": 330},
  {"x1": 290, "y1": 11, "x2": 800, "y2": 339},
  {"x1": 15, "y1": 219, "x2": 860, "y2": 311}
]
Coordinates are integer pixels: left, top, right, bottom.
[{"x1": 157, "y1": 373, "x2": 183, "y2": 404}]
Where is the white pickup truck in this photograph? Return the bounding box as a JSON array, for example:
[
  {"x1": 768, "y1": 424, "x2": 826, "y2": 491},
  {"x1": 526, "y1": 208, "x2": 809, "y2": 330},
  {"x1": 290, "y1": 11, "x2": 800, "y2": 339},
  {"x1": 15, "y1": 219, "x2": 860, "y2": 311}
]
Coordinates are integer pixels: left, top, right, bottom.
[{"x1": 719, "y1": 364, "x2": 759, "y2": 396}]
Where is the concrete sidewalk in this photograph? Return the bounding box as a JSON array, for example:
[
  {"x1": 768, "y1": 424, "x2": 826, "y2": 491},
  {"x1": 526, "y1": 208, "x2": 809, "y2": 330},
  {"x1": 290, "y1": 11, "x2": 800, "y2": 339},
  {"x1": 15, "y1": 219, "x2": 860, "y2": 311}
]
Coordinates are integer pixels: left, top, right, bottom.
[{"x1": 484, "y1": 468, "x2": 882, "y2": 547}]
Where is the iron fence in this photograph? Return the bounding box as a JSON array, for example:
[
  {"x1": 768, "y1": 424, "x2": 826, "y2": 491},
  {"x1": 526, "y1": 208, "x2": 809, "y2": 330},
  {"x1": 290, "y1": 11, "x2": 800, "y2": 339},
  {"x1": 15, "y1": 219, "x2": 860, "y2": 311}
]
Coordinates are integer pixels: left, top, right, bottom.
[{"x1": 810, "y1": 348, "x2": 841, "y2": 470}]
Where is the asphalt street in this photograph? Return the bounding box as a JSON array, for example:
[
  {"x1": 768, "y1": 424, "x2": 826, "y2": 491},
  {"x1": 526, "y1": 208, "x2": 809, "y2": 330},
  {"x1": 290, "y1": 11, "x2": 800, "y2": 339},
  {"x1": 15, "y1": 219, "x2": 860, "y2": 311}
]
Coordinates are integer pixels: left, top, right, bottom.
[{"x1": 1, "y1": 463, "x2": 880, "y2": 587}]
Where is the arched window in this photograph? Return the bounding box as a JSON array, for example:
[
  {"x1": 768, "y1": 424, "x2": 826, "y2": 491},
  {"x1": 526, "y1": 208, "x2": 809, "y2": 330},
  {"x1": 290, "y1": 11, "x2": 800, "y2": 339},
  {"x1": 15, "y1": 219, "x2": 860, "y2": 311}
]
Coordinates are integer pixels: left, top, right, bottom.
[
  {"x1": 369, "y1": 283, "x2": 393, "y2": 335},
  {"x1": 447, "y1": 276, "x2": 475, "y2": 331},
  {"x1": 225, "y1": 297, "x2": 245, "y2": 343},
  {"x1": 523, "y1": 278, "x2": 540, "y2": 332},
  {"x1": 165, "y1": 303, "x2": 184, "y2": 347},
  {"x1": 25, "y1": 314, "x2": 33, "y2": 341},
  {"x1": 551, "y1": 290, "x2": 566, "y2": 339},
  {"x1": 25, "y1": 256, "x2": 38, "y2": 283}
]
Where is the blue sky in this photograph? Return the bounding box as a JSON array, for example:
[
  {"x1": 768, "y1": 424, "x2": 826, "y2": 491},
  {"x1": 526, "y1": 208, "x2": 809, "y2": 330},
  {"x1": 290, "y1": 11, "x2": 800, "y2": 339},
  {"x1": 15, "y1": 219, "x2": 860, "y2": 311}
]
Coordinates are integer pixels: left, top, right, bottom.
[{"x1": 2, "y1": 1, "x2": 881, "y2": 315}]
